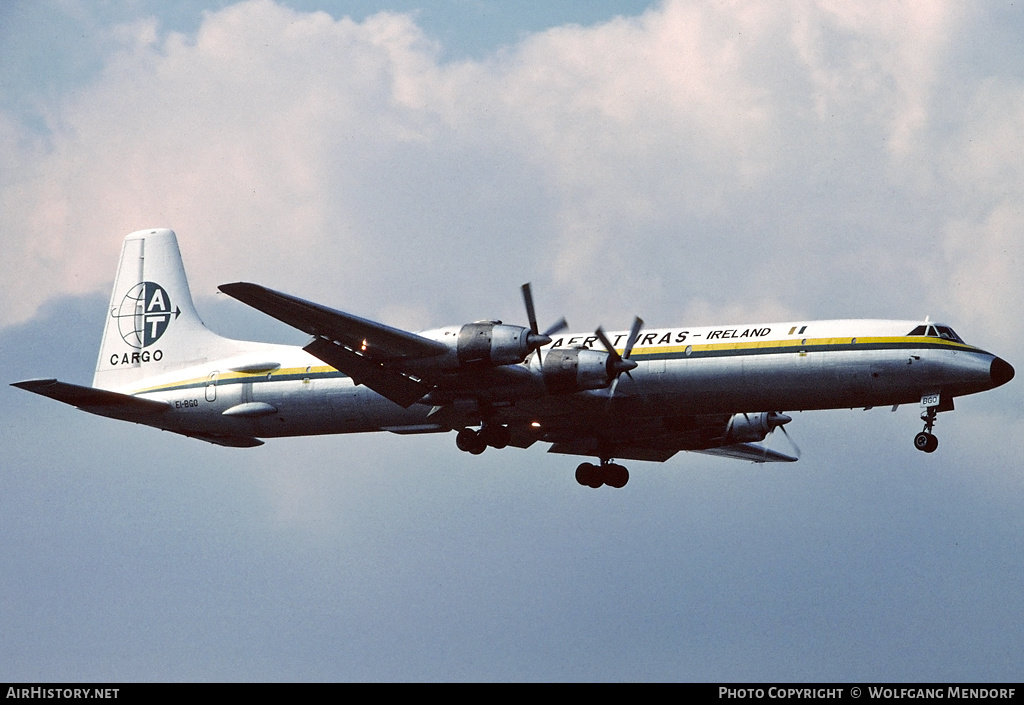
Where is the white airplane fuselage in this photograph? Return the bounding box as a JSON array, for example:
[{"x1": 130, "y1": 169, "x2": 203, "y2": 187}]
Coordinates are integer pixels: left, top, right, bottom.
[
  {"x1": 14, "y1": 229, "x2": 1014, "y2": 484},
  {"x1": 121, "y1": 319, "x2": 1008, "y2": 441}
]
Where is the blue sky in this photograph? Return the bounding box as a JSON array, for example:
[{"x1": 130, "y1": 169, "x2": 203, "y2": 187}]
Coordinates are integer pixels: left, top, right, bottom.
[{"x1": 2, "y1": 0, "x2": 1023, "y2": 681}]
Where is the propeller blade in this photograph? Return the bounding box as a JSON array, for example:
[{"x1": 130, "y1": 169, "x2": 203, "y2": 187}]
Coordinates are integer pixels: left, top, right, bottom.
[
  {"x1": 594, "y1": 326, "x2": 621, "y2": 362},
  {"x1": 595, "y1": 322, "x2": 641, "y2": 401},
  {"x1": 521, "y1": 283, "x2": 567, "y2": 351},
  {"x1": 622, "y1": 317, "x2": 644, "y2": 360},
  {"x1": 521, "y1": 283, "x2": 539, "y2": 335},
  {"x1": 608, "y1": 375, "x2": 620, "y2": 400},
  {"x1": 542, "y1": 317, "x2": 568, "y2": 337},
  {"x1": 762, "y1": 412, "x2": 800, "y2": 460},
  {"x1": 779, "y1": 424, "x2": 802, "y2": 459}
]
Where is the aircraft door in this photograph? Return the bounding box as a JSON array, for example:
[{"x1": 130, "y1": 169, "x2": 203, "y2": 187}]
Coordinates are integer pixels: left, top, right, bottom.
[{"x1": 205, "y1": 372, "x2": 217, "y2": 402}]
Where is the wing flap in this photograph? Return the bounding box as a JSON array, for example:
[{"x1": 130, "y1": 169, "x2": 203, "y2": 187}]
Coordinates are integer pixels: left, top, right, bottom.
[
  {"x1": 219, "y1": 282, "x2": 447, "y2": 361},
  {"x1": 220, "y1": 282, "x2": 445, "y2": 407},
  {"x1": 303, "y1": 337, "x2": 432, "y2": 408},
  {"x1": 547, "y1": 440, "x2": 677, "y2": 463}
]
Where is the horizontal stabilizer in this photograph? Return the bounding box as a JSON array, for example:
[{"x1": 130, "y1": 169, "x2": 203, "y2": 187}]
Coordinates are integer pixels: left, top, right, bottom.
[
  {"x1": 691, "y1": 443, "x2": 798, "y2": 463},
  {"x1": 12, "y1": 379, "x2": 170, "y2": 419},
  {"x1": 14, "y1": 379, "x2": 261, "y2": 448}
]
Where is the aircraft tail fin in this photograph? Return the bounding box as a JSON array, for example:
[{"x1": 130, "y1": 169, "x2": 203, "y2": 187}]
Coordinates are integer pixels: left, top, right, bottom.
[{"x1": 93, "y1": 229, "x2": 241, "y2": 391}]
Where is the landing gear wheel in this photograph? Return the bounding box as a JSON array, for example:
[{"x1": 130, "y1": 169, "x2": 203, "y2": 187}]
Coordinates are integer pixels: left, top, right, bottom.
[
  {"x1": 914, "y1": 431, "x2": 938, "y2": 453},
  {"x1": 456, "y1": 428, "x2": 487, "y2": 455},
  {"x1": 575, "y1": 461, "x2": 629, "y2": 488},
  {"x1": 605, "y1": 463, "x2": 629, "y2": 488},
  {"x1": 479, "y1": 424, "x2": 511, "y2": 449},
  {"x1": 916, "y1": 405, "x2": 939, "y2": 453},
  {"x1": 575, "y1": 462, "x2": 602, "y2": 488}
]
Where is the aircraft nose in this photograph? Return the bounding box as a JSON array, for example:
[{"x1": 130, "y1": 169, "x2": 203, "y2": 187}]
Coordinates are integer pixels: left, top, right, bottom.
[{"x1": 990, "y1": 357, "x2": 1015, "y2": 388}]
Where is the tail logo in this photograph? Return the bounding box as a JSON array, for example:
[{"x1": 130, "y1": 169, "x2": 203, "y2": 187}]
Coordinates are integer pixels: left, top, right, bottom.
[{"x1": 113, "y1": 281, "x2": 179, "y2": 348}]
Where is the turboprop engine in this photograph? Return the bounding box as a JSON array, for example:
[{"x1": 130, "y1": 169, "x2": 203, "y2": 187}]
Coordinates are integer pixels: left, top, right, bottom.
[
  {"x1": 724, "y1": 411, "x2": 792, "y2": 443},
  {"x1": 426, "y1": 283, "x2": 569, "y2": 369},
  {"x1": 538, "y1": 316, "x2": 646, "y2": 395},
  {"x1": 539, "y1": 347, "x2": 620, "y2": 394},
  {"x1": 456, "y1": 321, "x2": 547, "y2": 366}
]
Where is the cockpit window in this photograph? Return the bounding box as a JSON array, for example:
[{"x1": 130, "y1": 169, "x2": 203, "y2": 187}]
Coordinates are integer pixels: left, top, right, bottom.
[
  {"x1": 906, "y1": 324, "x2": 964, "y2": 343},
  {"x1": 934, "y1": 326, "x2": 964, "y2": 343}
]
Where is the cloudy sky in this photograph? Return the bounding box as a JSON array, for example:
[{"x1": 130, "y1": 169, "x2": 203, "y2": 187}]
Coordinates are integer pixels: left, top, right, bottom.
[{"x1": 2, "y1": 0, "x2": 1022, "y2": 681}]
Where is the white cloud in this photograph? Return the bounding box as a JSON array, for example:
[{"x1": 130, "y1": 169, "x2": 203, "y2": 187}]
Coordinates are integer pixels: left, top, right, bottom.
[
  {"x1": 789, "y1": 1, "x2": 962, "y2": 154},
  {"x1": 926, "y1": 77, "x2": 1024, "y2": 349},
  {"x1": 0, "y1": 0, "x2": 1021, "y2": 346}
]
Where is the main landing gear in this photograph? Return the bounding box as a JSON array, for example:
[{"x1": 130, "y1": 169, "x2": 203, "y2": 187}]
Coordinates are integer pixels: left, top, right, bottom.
[
  {"x1": 914, "y1": 405, "x2": 939, "y2": 453},
  {"x1": 455, "y1": 424, "x2": 511, "y2": 455},
  {"x1": 456, "y1": 426, "x2": 630, "y2": 489},
  {"x1": 575, "y1": 460, "x2": 629, "y2": 489}
]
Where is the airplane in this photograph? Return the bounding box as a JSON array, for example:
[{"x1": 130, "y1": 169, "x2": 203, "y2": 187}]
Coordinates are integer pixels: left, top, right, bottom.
[{"x1": 13, "y1": 229, "x2": 1015, "y2": 489}]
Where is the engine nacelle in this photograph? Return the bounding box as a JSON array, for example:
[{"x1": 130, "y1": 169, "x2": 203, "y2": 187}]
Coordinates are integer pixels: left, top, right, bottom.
[
  {"x1": 725, "y1": 412, "x2": 789, "y2": 444},
  {"x1": 662, "y1": 412, "x2": 791, "y2": 449},
  {"x1": 540, "y1": 347, "x2": 613, "y2": 394},
  {"x1": 457, "y1": 322, "x2": 533, "y2": 366}
]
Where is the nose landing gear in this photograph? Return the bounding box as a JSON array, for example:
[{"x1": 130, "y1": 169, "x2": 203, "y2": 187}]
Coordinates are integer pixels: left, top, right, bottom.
[{"x1": 914, "y1": 405, "x2": 939, "y2": 453}]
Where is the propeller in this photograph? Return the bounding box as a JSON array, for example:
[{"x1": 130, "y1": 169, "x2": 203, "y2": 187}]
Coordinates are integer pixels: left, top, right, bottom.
[
  {"x1": 762, "y1": 411, "x2": 801, "y2": 460},
  {"x1": 521, "y1": 283, "x2": 568, "y2": 352},
  {"x1": 595, "y1": 316, "x2": 644, "y2": 398}
]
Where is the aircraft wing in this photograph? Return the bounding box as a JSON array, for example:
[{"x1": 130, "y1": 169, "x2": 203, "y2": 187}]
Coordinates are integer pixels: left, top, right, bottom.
[
  {"x1": 545, "y1": 438, "x2": 795, "y2": 463},
  {"x1": 689, "y1": 443, "x2": 797, "y2": 463},
  {"x1": 219, "y1": 283, "x2": 448, "y2": 360},
  {"x1": 505, "y1": 402, "x2": 799, "y2": 464},
  {"x1": 170, "y1": 430, "x2": 265, "y2": 448},
  {"x1": 12, "y1": 379, "x2": 171, "y2": 419},
  {"x1": 219, "y1": 282, "x2": 448, "y2": 407},
  {"x1": 547, "y1": 441, "x2": 678, "y2": 462}
]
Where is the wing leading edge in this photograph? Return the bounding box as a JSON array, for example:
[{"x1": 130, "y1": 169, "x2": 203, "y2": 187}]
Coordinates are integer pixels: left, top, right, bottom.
[
  {"x1": 691, "y1": 443, "x2": 798, "y2": 463},
  {"x1": 219, "y1": 282, "x2": 448, "y2": 407}
]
